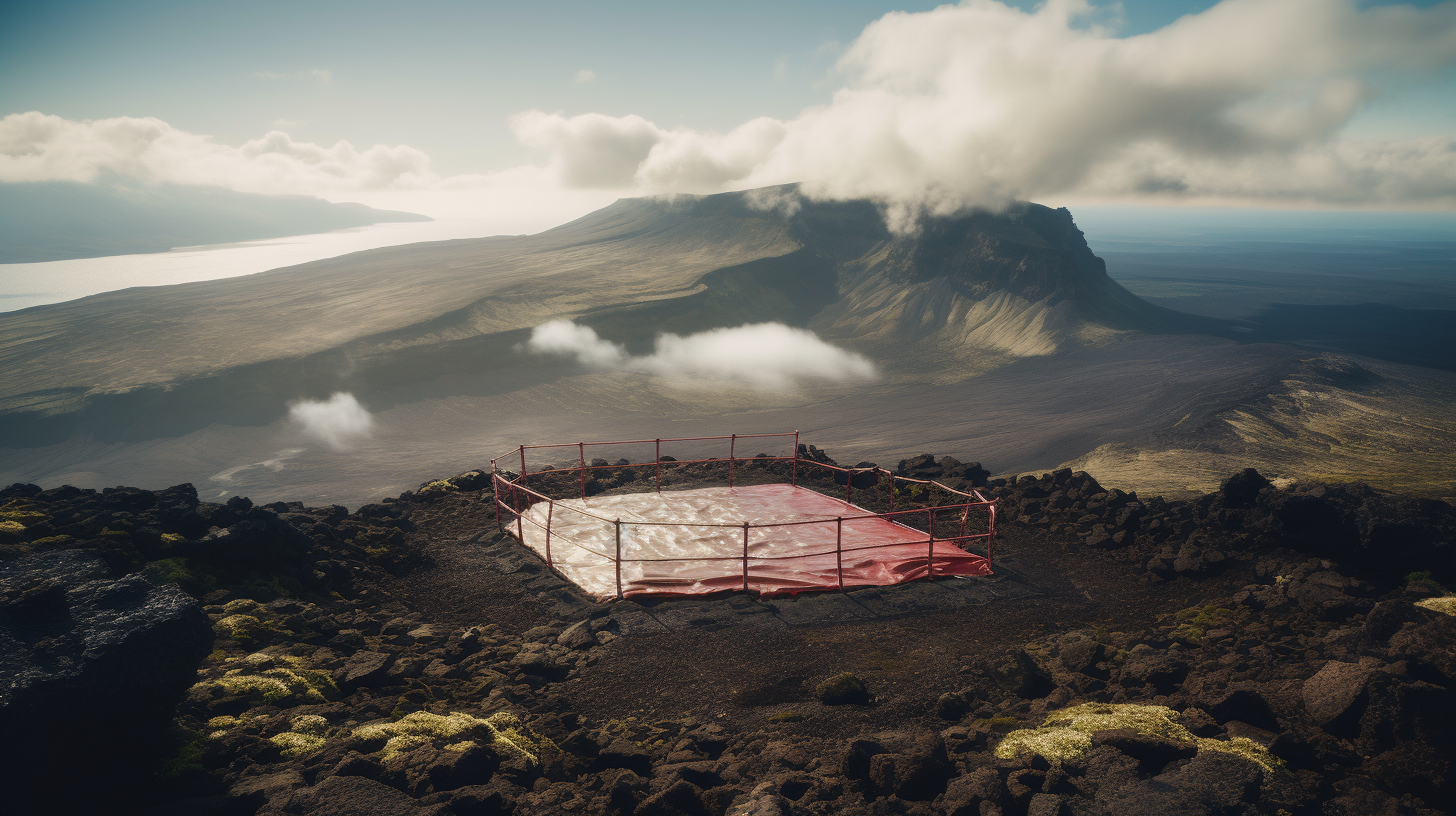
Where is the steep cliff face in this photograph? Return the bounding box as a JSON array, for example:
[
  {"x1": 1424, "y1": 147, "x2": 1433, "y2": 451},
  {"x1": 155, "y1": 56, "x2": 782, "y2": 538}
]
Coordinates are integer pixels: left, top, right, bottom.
[{"x1": 765, "y1": 195, "x2": 1185, "y2": 369}]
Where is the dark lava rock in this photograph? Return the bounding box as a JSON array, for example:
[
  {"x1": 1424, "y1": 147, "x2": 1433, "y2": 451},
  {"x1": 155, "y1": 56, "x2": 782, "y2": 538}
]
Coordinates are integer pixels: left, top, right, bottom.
[
  {"x1": 815, "y1": 672, "x2": 870, "y2": 705},
  {"x1": 1091, "y1": 728, "x2": 1197, "y2": 774},
  {"x1": 1096, "y1": 750, "x2": 1263, "y2": 816},
  {"x1": 1303, "y1": 659, "x2": 1381, "y2": 732},
  {"x1": 0, "y1": 550, "x2": 213, "y2": 809},
  {"x1": 1220, "y1": 468, "x2": 1271, "y2": 509},
  {"x1": 258, "y1": 774, "x2": 430, "y2": 815},
  {"x1": 557, "y1": 619, "x2": 598, "y2": 650},
  {"x1": 337, "y1": 650, "x2": 395, "y2": 691},
  {"x1": 939, "y1": 767, "x2": 1004, "y2": 816}
]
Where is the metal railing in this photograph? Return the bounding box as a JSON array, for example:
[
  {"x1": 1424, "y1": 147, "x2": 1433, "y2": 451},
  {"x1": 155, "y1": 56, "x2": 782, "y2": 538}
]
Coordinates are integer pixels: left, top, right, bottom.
[{"x1": 489, "y1": 432, "x2": 997, "y2": 600}]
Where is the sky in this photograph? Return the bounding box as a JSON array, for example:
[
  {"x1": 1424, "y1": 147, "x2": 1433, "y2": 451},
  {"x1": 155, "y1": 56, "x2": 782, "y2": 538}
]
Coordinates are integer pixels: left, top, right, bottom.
[{"x1": 3, "y1": 0, "x2": 1455, "y2": 229}]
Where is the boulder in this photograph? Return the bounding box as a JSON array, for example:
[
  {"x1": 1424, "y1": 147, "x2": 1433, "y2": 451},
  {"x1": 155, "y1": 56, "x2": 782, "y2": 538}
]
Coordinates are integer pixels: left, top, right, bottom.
[
  {"x1": 815, "y1": 673, "x2": 870, "y2": 705},
  {"x1": 939, "y1": 767, "x2": 1004, "y2": 816},
  {"x1": 0, "y1": 550, "x2": 213, "y2": 810},
  {"x1": 1095, "y1": 750, "x2": 1263, "y2": 816},
  {"x1": 257, "y1": 775, "x2": 429, "y2": 815},
  {"x1": 1303, "y1": 660, "x2": 1379, "y2": 733},
  {"x1": 1219, "y1": 469, "x2": 1271, "y2": 509},
  {"x1": 337, "y1": 650, "x2": 395, "y2": 691},
  {"x1": 1090, "y1": 728, "x2": 1197, "y2": 774}
]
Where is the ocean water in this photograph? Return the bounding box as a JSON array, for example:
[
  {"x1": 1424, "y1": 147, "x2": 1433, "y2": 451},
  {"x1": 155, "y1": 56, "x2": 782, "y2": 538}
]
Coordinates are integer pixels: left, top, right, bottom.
[{"x1": 0, "y1": 216, "x2": 512, "y2": 313}]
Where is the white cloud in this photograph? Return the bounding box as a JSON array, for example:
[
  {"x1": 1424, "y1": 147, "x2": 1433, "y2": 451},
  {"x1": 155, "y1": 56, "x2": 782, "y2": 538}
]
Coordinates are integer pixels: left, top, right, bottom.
[
  {"x1": 288, "y1": 393, "x2": 374, "y2": 450},
  {"x1": 575, "y1": 69, "x2": 595, "y2": 84},
  {"x1": 527, "y1": 319, "x2": 628, "y2": 368},
  {"x1": 5, "y1": 0, "x2": 1454, "y2": 222},
  {"x1": 510, "y1": 0, "x2": 1456, "y2": 213},
  {"x1": 524, "y1": 320, "x2": 877, "y2": 391},
  {"x1": 0, "y1": 111, "x2": 435, "y2": 194}
]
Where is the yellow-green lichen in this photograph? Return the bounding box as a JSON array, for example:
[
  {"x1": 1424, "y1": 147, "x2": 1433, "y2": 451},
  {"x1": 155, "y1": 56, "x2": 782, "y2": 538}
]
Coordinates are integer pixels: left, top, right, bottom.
[
  {"x1": 0, "y1": 520, "x2": 25, "y2": 533},
  {"x1": 353, "y1": 710, "x2": 545, "y2": 763},
  {"x1": 268, "y1": 714, "x2": 331, "y2": 757},
  {"x1": 995, "y1": 703, "x2": 1281, "y2": 773},
  {"x1": 214, "y1": 614, "x2": 262, "y2": 639},
  {"x1": 162, "y1": 533, "x2": 186, "y2": 544},
  {"x1": 1415, "y1": 597, "x2": 1456, "y2": 617},
  {"x1": 212, "y1": 612, "x2": 291, "y2": 647},
  {"x1": 192, "y1": 652, "x2": 336, "y2": 706},
  {"x1": 1196, "y1": 736, "x2": 1280, "y2": 773},
  {"x1": 485, "y1": 712, "x2": 545, "y2": 761},
  {"x1": 0, "y1": 504, "x2": 46, "y2": 525},
  {"x1": 996, "y1": 727, "x2": 1093, "y2": 762},
  {"x1": 1172, "y1": 604, "x2": 1247, "y2": 644},
  {"x1": 420, "y1": 479, "x2": 458, "y2": 493}
]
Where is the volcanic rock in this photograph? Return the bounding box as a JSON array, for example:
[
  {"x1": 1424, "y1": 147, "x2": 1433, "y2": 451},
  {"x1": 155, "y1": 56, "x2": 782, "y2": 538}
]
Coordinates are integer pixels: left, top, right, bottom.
[{"x1": 0, "y1": 549, "x2": 212, "y2": 809}]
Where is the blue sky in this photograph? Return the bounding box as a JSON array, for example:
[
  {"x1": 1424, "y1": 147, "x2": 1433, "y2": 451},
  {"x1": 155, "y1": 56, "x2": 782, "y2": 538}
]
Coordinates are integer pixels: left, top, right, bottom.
[{"x1": 3, "y1": 0, "x2": 1454, "y2": 224}]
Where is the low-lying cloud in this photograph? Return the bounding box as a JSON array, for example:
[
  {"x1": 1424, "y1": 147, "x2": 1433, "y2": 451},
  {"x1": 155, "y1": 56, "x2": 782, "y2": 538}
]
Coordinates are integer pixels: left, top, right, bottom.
[
  {"x1": 288, "y1": 393, "x2": 375, "y2": 450},
  {"x1": 525, "y1": 320, "x2": 877, "y2": 391}
]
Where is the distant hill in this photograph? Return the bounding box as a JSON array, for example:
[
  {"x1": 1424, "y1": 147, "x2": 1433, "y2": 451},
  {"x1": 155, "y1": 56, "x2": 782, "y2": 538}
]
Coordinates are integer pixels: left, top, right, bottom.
[{"x1": 0, "y1": 181, "x2": 432, "y2": 263}]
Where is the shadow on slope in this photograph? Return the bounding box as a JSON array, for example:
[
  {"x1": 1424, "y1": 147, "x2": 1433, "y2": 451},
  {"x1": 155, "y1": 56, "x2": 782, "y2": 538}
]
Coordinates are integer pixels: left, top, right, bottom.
[{"x1": 1236, "y1": 303, "x2": 1456, "y2": 372}]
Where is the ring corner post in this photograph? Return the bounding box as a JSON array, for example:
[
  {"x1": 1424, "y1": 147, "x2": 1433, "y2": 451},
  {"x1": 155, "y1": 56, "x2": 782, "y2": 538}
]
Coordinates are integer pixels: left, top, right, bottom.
[
  {"x1": 655, "y1": 439, "x2": 662, "y2": 494},
  {"x1": 729, "y1": 433, "x2": 736, "y2": 488},
  {"x1": 544, "y1": 499, "x2": 555, "y2": 567},
  {"x1": 791, "y1": 431, "x2": 800, "y2": 487},
  {"x1": 614, "y1": 518, "x2": 623, "y2": 600},
  {"x1": 926, "y1": 505, "x2": 935, "y2": 580},
  {"x1": 490, "y1": 459, "x2": 503, "y2": 533},
  {"x1": 741, "y1": 522, "x2": 750, "y2": 593},
  {"x1": 579, "y1": 442, "x2": 587, "y2": 500},
  {"x1": 988, "y1": 503, "x2": 996, "y2": 571}
]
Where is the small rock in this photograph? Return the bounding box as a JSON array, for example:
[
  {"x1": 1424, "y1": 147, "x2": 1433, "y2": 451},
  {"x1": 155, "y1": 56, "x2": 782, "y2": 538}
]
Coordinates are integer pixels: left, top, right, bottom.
[
  {"x1": 337, "y1": 651, "x2": 395, "y2": 691},
  {"x1": 556, "y1": 620, "x2": 598, "y2": 650}
]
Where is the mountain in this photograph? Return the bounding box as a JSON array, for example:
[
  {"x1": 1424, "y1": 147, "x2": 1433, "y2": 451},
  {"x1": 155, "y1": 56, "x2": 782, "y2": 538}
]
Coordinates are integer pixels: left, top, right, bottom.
[
  {"x1": 0, "y1": 181, "x2": 432, "y2": 263},
  {"x1": 0, "y1": 185, "x2": 1449, "y2": 505}
]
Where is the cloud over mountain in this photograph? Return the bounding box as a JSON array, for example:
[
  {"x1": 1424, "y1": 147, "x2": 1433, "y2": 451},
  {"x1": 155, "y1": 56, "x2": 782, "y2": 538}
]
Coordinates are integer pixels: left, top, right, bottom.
[
  {"x1": 525, "y1": 321, "x2": 878, "y2": 391},
  {"x1": 517, "y1": 0, "x2": 1456, "y2": 215}
]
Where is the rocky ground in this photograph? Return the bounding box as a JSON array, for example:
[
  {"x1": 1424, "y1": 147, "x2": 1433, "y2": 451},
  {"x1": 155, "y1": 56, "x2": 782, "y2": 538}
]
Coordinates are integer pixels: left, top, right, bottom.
[{"x1": 2, "y1": 446, "x2": 1455, "y2": 816}]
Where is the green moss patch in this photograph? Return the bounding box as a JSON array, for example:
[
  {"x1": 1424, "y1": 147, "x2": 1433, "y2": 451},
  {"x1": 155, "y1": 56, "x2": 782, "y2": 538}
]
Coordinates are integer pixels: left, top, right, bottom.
[
  {"x1": 352, "y1": 710, "x2": 546, "y2": 763},
  {"x1": 192, "y1": 652, "x2": 337, "y2": 707},
  {"x1": 1171, "y1": 604, "x2": 1248, "y2": 644},
  {"x1": 1415, "y1": 596, "x2": 1456, "y2": 616},
  {"x1": 269, "y1": 714, "x2": 332, "y2": 757},
  {"x1": 995, "y1": 703, "x2": 1281, "y2": 772}
]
